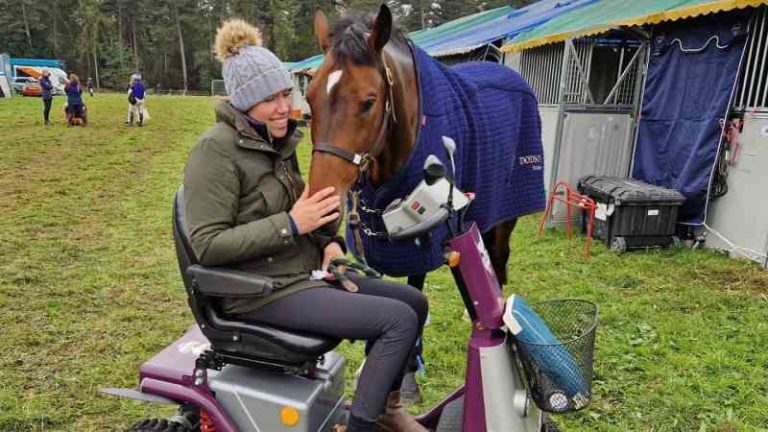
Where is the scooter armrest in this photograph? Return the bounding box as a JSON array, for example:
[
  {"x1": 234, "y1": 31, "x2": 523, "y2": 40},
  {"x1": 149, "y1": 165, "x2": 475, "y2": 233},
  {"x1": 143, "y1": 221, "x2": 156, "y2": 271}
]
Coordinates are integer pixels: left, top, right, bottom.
[{"x1": 187, "y1": 265, "x2": 274, "y2": 298}]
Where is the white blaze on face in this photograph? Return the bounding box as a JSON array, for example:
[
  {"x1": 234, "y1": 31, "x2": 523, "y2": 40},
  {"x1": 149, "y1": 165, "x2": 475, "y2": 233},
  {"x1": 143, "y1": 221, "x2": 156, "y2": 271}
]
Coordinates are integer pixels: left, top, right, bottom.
[{"x1": 326, "y1": 70, "x2": 343, "y2": 94}]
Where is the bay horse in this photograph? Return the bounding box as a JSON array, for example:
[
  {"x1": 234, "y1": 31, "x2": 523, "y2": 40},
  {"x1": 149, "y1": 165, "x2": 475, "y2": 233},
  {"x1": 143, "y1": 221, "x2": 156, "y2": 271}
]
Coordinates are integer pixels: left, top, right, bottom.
[
  {"x1": 306, "y1": 4, "x2": 545, "y2": 401},
  {"x1": 307, "y1": 4, "x2": 544, "y2": 289}
]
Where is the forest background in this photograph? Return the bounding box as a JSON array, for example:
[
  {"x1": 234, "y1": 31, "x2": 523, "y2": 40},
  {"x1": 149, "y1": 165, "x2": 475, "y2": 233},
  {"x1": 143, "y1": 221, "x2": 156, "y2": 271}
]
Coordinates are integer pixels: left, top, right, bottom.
[{"x1": 0, "y1": 0, "x2": 536, "y2": 92}]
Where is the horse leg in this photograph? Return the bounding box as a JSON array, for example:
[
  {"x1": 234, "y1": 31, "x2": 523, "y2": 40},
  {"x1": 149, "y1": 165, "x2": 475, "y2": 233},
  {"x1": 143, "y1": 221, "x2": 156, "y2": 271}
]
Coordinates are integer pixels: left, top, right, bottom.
[
  {"x1": 482, "y1": 218, "x2": 518, "y2": 286},
  {"x1": 400, "y1": 273, "x2": 426, "y2": 405}
]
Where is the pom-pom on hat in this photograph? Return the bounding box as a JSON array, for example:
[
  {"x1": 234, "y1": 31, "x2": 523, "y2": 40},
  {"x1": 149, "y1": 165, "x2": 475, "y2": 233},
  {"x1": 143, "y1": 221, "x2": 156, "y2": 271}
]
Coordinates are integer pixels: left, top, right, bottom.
[{"x1": 214, "y1": 19, "x2": 293, "y2": 112}]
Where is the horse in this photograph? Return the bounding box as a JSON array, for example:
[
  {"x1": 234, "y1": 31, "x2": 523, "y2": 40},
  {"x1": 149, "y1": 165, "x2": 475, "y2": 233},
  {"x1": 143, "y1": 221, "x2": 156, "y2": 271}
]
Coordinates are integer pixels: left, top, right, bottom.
[
  {"x1": 307, "y1": 4, "x2": 544, "y2": 286},
  {"x1": 64, "y1": 102, "x2": 88, "y2": 126},
  {"x1": 306, "y1": 5, "x2": 545, "y2": 398}
]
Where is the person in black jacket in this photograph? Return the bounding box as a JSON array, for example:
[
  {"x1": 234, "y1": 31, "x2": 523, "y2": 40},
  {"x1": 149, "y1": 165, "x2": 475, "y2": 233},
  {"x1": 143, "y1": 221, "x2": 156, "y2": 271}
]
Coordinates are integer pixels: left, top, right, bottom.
[{"x1": 40, "y1": 69, "x2": 54, "y2": 126}]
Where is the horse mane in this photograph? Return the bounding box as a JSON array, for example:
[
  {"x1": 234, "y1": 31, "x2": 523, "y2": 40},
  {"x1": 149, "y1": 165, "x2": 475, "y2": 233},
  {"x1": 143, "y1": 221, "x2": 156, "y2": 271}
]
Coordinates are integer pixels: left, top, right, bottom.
[{"x1": 331, "y1": 11, "x2": 408, "y2": 65}]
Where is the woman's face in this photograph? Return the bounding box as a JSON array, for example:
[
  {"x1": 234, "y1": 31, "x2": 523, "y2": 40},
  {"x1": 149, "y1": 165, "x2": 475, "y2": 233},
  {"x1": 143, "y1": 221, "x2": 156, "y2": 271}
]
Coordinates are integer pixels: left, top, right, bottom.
[{"x1": 247, "y1": 89, "x2": 293, "y2": 139}]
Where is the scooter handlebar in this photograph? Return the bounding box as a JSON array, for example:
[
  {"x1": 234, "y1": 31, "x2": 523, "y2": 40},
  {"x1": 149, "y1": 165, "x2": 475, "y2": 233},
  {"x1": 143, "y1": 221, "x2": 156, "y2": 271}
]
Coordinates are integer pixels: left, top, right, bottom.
[{"x1": 388, "y1": 207, "x2": 450, "y2": 241}]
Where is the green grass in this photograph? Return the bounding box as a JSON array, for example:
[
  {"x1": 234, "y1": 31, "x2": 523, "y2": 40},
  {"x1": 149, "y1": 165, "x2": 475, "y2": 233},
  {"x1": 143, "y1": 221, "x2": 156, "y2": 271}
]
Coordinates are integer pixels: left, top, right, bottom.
[{"x1": 1, "y1": 94, "x2": 767, "y2": 431}]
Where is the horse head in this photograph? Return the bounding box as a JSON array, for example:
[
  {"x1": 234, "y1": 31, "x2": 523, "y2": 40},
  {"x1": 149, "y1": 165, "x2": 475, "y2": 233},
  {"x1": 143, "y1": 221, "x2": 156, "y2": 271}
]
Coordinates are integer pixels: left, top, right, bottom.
[{"x1": 307, "y1": 5, "x2": 418, "y2": 199}]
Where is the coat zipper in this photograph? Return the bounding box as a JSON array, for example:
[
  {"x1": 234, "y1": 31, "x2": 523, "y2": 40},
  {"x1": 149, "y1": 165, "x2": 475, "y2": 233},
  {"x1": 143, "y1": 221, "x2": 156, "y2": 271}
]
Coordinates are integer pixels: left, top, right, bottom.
[{"x1": 282, "y1": 161, "x2": 298, "y2": 203}]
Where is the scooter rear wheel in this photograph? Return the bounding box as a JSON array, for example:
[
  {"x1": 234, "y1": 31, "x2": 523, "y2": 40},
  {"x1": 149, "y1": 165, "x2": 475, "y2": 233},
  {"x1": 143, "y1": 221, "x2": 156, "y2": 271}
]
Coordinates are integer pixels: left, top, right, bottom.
[{"x1": 127, "y1": 418, "x2": 194, "y2": 432}]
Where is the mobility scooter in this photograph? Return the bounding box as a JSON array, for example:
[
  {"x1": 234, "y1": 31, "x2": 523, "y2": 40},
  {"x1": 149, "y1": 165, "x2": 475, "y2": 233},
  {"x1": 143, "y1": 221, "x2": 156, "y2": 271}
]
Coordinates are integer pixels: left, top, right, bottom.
[{"x1": 104, "y1": 137, "x2": 597, "y2": 432}]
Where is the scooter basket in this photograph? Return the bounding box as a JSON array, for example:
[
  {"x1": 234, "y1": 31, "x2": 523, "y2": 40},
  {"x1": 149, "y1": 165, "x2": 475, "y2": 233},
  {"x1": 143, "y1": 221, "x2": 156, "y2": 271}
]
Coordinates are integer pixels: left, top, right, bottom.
[{"x1": 513, "y1": 299, "x2": 597, "y2": 413}]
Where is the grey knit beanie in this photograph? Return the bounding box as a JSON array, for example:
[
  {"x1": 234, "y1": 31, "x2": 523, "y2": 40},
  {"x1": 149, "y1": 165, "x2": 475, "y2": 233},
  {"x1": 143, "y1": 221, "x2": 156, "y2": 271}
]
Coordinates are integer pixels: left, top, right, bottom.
[
  {"x1": 215, "y1": 19, "x2": 292, "y2": 112},
  {"x1": 223, "y1": 46, "x2": 293, "y2": 112}
]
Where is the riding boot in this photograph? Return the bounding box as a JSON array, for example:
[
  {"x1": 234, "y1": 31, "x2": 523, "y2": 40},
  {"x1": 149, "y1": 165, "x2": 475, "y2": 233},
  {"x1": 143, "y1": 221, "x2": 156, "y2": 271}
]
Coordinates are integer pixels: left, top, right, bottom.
[
  {"x1": 376, "y1": 392, "x2": 428, "y2": 432},
  {"x1": 138, "y1": 113, "x2": 144, "y2": 127}
]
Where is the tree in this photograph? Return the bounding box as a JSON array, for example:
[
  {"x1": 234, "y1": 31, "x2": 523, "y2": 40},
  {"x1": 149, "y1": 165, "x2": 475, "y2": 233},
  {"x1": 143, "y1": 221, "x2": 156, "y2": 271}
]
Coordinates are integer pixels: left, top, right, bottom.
[
  {"x1": 171, "y1": 0, "x2": 189, "y2": 93},
  {"x1": 0, "y1": 0, "x2": 538, "y2": 92}
]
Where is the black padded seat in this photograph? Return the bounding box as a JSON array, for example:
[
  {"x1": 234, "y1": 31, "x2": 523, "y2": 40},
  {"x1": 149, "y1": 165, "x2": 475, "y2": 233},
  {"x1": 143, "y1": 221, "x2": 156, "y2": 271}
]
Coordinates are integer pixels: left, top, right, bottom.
[
  {"x1": 205, "y1": 305, "x2": 339, "y2": 356},
  {"x1": 173, "y1": 186, "x2": 340, "y2": 366}
]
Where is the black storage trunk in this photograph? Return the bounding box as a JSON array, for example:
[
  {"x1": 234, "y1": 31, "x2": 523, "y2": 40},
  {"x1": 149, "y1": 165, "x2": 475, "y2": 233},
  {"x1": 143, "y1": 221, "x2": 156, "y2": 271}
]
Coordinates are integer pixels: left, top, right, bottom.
[{"x1": 577, "y1": 176, "x2": 686, "y2": 253}]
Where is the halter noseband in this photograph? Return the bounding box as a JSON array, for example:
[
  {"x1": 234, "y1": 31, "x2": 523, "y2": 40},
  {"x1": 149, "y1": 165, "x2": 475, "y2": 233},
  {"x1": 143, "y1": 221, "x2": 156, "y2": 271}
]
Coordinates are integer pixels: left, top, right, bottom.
[{"x1": 312, "y1": 57, "x2": 397, "y2": 176}]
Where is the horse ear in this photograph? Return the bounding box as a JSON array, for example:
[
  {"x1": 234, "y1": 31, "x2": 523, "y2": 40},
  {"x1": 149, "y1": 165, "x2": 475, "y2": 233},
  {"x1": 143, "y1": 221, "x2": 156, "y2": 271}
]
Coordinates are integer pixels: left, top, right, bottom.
[
  {"x1": 368, "y1": 4, "x2": 392, "y2": 53},
  {"x1": 314, "y1": 8, "x2": 330, "y2": 53}
]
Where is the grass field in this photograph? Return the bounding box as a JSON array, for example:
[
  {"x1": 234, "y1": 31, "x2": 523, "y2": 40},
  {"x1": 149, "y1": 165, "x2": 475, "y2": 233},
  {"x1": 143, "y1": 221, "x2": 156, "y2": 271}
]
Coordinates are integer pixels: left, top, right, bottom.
[{"x1": 1, "y1": 93, "x2": 767, "y2": 432}]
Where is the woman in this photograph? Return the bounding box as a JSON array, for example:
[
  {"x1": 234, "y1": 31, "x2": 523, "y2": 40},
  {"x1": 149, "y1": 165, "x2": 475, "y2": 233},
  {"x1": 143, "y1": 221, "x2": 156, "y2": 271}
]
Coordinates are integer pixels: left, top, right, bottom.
[
  {"x1": 126, "y1": 73, "x2": 146, "y2": 126},
  {"x1": 182, "y1": 19, "x2": 428, "y2": 432},
  {"x1": 40, "y1": 69, "x2": 54, "y2": 126},
  {"x1": 64, "y1": 74, "x2": 85, "y2": 125}
]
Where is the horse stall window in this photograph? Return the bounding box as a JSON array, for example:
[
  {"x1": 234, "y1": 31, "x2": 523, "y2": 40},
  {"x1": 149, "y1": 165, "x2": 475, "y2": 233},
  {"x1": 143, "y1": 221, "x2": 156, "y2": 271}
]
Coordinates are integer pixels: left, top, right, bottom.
[
  {"x1": 589, "y1": 42, "x2": 644, "y2": 106},
  {"x1": 519, "y1": 42, "x2": 565, "y2": 105},
  {"x1": 735, "y1": 6, "x2": 768, "y2": 109},
  {"x1": 562, "y1": 40, "x2": 595, "y2": 104},
  {"x1": 519, "y1": 38, "x2": 645, "y2": 107}
]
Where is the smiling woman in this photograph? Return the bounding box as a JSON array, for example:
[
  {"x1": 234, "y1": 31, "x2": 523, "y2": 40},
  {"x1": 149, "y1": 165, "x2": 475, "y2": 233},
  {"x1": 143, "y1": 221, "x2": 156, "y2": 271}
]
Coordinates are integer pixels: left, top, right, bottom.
[
  {"x1": 183, "y1": 18, "x2": 343, "y2": 315},
  {"x1": 180, "y1": 18, "x2": 430, "y2": 432},
  {"x1": 247, "y1": 88, "x2": 293, "y2": 138}
]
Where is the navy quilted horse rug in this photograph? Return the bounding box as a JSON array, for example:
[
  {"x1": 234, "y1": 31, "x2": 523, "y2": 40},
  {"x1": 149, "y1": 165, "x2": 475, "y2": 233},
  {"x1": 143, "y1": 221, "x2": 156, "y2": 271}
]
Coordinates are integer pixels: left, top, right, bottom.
[{"x1": 346, "y1": 46, "x2": 545, "y2": 277}]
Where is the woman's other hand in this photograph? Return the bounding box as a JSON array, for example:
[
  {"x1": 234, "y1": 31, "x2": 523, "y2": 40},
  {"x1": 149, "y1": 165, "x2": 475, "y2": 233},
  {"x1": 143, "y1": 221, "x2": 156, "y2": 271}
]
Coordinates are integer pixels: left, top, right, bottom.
[
  {"x1": 321, "y1": 241, "x2": 346, "y2": 279},
  {"x1": 289, "y1": 185, "x2": 341, "y2": 235}
]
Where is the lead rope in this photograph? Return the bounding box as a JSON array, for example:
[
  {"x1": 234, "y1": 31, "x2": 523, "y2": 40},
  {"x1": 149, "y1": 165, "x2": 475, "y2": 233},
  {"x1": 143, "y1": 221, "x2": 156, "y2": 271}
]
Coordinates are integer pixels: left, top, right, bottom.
[
  {"x1": 328, "y1": 256, "x2": 382, "y2": 293},
  {"x1": 347, "y1": 188, "x2": 368, "y2": 268}
]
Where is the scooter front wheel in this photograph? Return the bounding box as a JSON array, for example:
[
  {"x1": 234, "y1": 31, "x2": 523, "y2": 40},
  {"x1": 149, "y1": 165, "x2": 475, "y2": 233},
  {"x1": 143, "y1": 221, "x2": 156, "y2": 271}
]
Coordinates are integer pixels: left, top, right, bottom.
[
  {"x1": 435, "y1": 396, "x2": 559, "y2": 432},
  {"x1": 435, "y1": 396, "x2": 463, "y2": 432}
]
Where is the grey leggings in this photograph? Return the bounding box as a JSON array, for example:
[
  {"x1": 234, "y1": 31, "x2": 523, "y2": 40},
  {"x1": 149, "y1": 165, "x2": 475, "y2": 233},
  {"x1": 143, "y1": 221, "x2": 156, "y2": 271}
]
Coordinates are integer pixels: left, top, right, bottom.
[{"x1": 236, "y1": 274, "x2": 428, "y2": 422}]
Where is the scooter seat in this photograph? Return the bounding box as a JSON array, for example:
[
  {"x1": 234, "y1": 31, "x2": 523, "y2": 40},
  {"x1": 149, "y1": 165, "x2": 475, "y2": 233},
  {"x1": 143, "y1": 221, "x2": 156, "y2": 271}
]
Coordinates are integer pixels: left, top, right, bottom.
[
  {"x1": 206, "y1": 304, "x2": 340, "y2": 359},
  {"x1": 172, "y1": 187, "x2": 340, "y2": 367}
]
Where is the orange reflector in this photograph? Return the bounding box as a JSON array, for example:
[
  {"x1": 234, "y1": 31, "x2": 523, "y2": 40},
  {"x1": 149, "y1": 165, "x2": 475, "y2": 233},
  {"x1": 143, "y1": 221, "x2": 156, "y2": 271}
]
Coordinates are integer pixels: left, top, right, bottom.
[
  {"x1": 448, "y1": 251, "x2": 461, "y2": 267},
  {"x1": 280, "y1": 406, "x2": 300, "y2": 426}
]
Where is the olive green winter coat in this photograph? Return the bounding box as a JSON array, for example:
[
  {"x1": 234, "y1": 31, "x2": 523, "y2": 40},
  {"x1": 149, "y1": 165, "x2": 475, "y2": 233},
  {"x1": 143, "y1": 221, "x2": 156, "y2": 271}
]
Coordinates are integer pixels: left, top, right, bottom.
[{"x1": 183, "y1": 103, "x2": 336, "y2": 315}]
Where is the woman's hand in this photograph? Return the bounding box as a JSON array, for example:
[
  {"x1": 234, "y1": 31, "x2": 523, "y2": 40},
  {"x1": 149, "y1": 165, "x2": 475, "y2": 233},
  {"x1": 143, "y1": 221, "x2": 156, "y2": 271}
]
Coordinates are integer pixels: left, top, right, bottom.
[
  {"x1": 321, "y1": 241, "x2": 346, "y2": 279},
  {"x1": 289, "y1": 185, "x2": 341, "y2": 235}
]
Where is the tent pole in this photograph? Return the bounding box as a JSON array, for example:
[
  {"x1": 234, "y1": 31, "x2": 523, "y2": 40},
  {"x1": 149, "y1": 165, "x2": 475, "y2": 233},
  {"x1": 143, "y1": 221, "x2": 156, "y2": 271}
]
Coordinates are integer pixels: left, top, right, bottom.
[
  {"x1": 567, "y1": 40, "x2": 595, "y2": 104},
  {"x1": 746, "y1": 9, "x2": 766, "y2": 107},
  {"x1": 549, "y1": 41, "x2": 571, "y2": 195},
  {"x1": 628, "y1": 41, "x2": 651, "y2": 178}
]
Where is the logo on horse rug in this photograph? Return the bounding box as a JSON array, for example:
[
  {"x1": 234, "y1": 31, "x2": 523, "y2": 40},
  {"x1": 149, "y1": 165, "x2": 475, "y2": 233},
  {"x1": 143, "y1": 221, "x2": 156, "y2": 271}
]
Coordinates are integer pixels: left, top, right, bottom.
[{"x1": 348, "y1": 47, "x2": 545, "y2": 276}]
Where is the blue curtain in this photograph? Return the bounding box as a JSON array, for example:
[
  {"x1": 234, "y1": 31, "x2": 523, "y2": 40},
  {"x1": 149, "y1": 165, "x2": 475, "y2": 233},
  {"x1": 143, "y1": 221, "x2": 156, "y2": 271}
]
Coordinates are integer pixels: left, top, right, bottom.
[{"x1": 632, "y1": 11, "x2": 750, "y2": 224}]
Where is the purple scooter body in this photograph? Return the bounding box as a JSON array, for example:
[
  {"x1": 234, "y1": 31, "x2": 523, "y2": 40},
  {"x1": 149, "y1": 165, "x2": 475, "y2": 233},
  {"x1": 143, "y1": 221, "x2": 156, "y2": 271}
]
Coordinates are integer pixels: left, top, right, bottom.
[
  {"x1": 452, "y1": 223, "x2": 506, "y2": 432},
  {"x1": 138, "y1": 325, "x2": 238, "y2": 431},
  {"x1": 124, "y1": 222, "x2": 538, "y2": 432},
  {"x1": 125, "y1": 223, "x2": 539, "y2": 432},
  {"x1": 417, "y1": 222, "x2": 539, "y2": 432}
]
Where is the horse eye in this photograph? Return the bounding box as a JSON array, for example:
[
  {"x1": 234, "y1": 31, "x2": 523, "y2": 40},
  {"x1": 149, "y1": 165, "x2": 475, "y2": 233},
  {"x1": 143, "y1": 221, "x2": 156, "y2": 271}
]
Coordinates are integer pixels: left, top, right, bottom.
[{"x1": 361, "y1": 99, "x2": 376, "y2": 113}]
